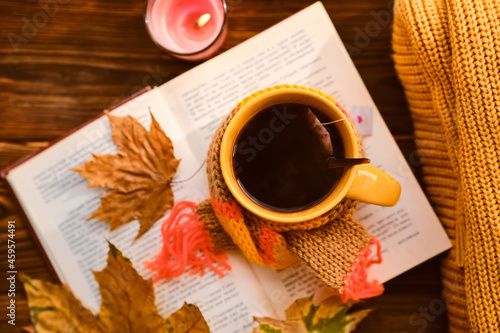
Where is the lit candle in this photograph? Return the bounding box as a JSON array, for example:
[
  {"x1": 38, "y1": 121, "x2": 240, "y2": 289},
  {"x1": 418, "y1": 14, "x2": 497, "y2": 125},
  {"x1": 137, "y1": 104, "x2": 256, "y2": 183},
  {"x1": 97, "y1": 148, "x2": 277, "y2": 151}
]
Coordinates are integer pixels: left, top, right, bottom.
[{"x1": 145, "y1": 0, "x2": 227, "y2": 61}]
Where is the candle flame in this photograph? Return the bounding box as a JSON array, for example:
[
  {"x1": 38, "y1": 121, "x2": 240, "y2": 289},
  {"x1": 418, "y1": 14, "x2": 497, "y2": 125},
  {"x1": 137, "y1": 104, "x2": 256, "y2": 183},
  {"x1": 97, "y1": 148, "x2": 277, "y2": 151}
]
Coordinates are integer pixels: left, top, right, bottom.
[{"x1": 197, "y1": 13, "x2": 211, "y2": 28}]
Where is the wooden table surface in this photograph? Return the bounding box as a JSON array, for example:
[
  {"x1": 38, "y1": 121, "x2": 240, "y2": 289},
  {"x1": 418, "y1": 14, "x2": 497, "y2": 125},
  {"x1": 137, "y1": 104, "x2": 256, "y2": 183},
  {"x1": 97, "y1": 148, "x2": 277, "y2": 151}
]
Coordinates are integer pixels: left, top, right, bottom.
[{"x1": 0, "y1": 0, "x2": 450, "y2": 332}]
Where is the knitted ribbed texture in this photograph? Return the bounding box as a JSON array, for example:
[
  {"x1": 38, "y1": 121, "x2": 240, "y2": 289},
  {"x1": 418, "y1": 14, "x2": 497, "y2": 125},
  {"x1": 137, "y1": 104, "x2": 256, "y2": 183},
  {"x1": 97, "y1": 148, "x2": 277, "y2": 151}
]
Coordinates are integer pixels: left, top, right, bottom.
[
  {"x1": 285, "y1": 213, "x2": 374, "y2": 298},
  {"x1": 392, "y1": 1, "x2": 500, "y2": 331},
  {"x1": 203, "y1": 85, "x2": 383, "y2": 295},
  {"x1": 195, "y1": 199, "x2": 238, "y2": 251}
]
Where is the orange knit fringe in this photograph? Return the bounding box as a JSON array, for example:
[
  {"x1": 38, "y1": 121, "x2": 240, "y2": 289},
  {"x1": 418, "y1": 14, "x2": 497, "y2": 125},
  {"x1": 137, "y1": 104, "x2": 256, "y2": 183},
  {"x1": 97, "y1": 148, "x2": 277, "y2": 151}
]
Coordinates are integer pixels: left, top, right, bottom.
[
  {"x1": 145, "y1": 201, "x2": 231, "y2": 281},
  {"x1": 339, "y1": 236, "x2": 384, "y2": 302}
]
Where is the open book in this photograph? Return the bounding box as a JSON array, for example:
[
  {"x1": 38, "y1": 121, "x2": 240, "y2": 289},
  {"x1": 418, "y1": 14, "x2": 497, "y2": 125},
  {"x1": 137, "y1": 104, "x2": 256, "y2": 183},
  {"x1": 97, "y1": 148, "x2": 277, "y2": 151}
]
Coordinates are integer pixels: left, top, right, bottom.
[{"x1": 2, "y1": 2, "x2": 451, "y2": 332}]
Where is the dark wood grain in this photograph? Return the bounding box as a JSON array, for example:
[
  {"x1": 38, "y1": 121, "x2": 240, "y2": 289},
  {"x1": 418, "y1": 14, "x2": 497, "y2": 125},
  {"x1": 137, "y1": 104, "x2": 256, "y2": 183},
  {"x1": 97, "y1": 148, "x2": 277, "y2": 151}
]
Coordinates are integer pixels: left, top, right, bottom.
[{"x1": 0, "y1": 0, "x2": 448, "y2": 332}]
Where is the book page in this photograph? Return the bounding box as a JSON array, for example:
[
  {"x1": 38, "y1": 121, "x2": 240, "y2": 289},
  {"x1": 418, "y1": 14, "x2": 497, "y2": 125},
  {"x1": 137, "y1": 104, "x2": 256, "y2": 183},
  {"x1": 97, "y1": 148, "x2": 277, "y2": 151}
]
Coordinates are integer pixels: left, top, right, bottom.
[
  {"x1": 158, "y1": 4, "x2": 345, "y2": 164},
  {"x1": 156, "y1": 0, "x2": 451, "y2": 307},
  {"x1": 7, "y1": 88, "x2": 274, "y2": 332},
  {"x1": 249, "y1": 262, "x2": 336, "y2": 320}
]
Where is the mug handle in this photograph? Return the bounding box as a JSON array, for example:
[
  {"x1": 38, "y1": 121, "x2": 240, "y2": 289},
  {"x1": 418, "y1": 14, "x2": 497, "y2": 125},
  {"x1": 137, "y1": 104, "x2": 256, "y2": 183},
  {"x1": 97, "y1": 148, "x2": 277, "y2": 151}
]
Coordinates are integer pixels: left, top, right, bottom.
[{"x1": 345, "y1": 164, "x2": 401, "y2": 207}]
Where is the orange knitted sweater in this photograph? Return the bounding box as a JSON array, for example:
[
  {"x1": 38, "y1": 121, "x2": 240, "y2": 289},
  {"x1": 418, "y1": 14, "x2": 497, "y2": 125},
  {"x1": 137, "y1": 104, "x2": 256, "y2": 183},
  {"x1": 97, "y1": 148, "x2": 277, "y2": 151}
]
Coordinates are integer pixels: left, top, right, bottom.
[{"x1": 392, "y1": 0, "x2": 500, "y2": 331}]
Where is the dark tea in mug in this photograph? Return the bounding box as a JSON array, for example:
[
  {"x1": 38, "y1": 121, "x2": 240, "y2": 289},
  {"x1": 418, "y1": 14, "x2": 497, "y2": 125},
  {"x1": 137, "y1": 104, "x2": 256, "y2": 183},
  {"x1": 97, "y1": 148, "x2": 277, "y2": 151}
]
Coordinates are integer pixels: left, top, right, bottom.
[{"x1": 232, "y1": 103, "x2": 345, "y2": 212}]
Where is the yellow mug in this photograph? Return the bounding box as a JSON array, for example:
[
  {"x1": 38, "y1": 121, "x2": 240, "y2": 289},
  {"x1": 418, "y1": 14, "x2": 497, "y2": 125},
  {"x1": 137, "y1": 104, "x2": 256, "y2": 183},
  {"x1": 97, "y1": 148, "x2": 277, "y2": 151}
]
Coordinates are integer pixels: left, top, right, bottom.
[{"x1": 220, "y1": 87, "x2": 401, "y2": 223}]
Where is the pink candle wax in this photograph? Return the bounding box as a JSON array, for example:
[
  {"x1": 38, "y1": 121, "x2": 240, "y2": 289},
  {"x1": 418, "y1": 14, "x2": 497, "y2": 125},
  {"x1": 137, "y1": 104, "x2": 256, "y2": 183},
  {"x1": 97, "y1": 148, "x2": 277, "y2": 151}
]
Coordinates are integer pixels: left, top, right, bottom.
[{"x1": 146, "y1": 0, "x2": 227, "y2": 61}]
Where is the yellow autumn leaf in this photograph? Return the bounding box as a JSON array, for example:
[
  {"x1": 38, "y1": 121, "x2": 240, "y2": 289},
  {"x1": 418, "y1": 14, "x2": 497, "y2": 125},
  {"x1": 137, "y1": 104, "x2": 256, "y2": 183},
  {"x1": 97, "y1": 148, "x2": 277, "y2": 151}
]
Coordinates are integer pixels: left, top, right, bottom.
[
  {"x1": 253, "y1": 295, "x2": 372, "y2": 333},
  {"x1": 22, "y1": 278, "x2": 100, "y2": 333},
  {"x1": 22, "y1": 243, "x2": 209, "y2": 333},
  {"x1": 253, "y1": 316, "x2": 306, "y2": 333},
  {"x1": 72, "y1": 112, "x2": 180, "y2": 239}
]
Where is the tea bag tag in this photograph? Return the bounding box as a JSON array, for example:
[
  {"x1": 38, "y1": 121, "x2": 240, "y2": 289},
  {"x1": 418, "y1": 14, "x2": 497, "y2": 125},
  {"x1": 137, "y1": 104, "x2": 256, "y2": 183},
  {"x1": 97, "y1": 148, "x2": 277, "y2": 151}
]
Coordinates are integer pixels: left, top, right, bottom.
[{"x1": 350, "y1": 105, "x2": 373, "y2": 136}]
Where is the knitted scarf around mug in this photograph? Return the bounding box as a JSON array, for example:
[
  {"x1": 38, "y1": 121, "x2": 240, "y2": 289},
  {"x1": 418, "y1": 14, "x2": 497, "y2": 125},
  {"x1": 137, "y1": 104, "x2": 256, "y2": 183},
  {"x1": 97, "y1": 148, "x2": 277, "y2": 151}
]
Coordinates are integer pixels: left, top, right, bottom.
[
  {"x1": 392, "y1": 1, "x2": 500, "y2": 331},
  {"x1": 145, "y1": 85, "x2": 384, "y2": 302}
]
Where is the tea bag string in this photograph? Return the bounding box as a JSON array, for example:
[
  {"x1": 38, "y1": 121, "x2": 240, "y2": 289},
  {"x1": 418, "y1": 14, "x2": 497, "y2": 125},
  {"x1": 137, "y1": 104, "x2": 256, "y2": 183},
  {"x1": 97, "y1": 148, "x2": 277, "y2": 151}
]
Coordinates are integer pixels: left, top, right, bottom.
[{"x1": 320, "y1": 118, "x2": 347, "y2": 126}]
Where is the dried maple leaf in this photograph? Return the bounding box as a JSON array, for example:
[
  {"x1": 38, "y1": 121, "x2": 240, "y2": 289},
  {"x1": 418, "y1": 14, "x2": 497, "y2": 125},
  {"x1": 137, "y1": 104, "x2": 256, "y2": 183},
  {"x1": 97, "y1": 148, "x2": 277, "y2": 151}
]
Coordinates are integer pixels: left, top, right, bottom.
[
  {"x1": 72, "y1": 112, "x2": 180, "y2": 239},
  {"x1": 22, "y1": 243, "x2": 210, "y2": 333},
  {"x1": 253, "y1": 295, "x2": 372, "y2": 333},
  {"x1": 166, "y1": 303, "x2": 209, "y2": 333}
]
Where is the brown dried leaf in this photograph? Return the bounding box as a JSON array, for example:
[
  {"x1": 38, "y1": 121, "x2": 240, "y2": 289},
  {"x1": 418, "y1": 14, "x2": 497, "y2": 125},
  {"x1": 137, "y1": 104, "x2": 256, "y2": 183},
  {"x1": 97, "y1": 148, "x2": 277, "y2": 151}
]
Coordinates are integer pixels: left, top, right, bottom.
[
  {"x1": 22, "y1": 243, "x2": 209, "y2": 333},
  {"x1": 93, "y1": 243, "x2": 167, "y2": 332},
  {"x1": 254, "y1": 294, "x2": 372, "y2": 333},
  {"x1": 165, "y1": 303, "x2": 210, "y2": 333},
  {"x1": 72, "y1": 112, "x2": 180, "y2": 239}
]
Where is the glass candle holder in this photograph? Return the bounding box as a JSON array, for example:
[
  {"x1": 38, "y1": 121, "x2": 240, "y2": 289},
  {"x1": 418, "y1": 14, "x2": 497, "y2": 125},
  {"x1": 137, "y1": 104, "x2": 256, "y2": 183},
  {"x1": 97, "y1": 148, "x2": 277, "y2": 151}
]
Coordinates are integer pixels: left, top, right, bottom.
[{"x1": 145, "y1": 0, "x2": 227, "y2": 61}]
